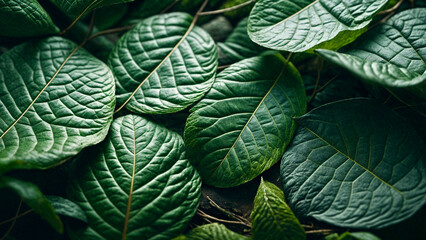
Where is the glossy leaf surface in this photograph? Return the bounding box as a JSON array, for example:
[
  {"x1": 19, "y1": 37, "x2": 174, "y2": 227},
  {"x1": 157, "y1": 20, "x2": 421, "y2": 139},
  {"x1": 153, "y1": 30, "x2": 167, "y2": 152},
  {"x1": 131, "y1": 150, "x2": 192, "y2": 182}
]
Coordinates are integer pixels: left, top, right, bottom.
[
  {"x1": 0, "y1": 37, "x2": 115, "y2": 172},
  {"x1": 67, "y1": 115, "x2": 202, "y2": 240},
  {"x1": 184, "y1": 54, "x2": 306, "y2": 187},
  {"x1": 251, "y1": 179, "x2": 306, "y2": 240},
  {"x1": 248, "y1": 0, "x2": 388, "y2": 52},
  {"x1": 0, "y1": 0, "x2": 59, "y2": 37},
  {"x1": 51, "y1": 0, "x2": 134, "y2": 19},
  {"x1": 109, "y1": 12, "x2": 217, "y2": 114},
  {"x1": 281, "y1": 99, "x2": 426, "y2": 228},
  {"x1": 46, "y1": 195, "x2": 88, "y2": 223}
]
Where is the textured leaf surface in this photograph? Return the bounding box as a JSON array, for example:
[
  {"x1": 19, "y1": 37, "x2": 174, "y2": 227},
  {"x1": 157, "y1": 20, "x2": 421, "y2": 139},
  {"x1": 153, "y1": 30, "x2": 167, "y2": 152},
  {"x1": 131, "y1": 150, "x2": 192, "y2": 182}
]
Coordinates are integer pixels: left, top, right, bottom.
[
  {"x1": 47, "y1": 195, "x2": 88, "y2": 223},
  {"x1": 218, "y1": 18, "x2": 266, "y2": 65},
  {"x1": 0, "y1": 37, "x2": 115, "y2": 172},
  {"x1": 281, "y1": 99, "x2": 426, "y2": 228},
  {"x1": 0, "y1": 0, "x2": 59, "y2": 37},
  {"x1": 251, "y1": 179, "x2": 306, "y2": 240},
  {"x1": 178, "y1": 223, "x2": 249, "y2": 240},
  {"x1": 0, "y1": 176, "x2": 63, "y2": 233},
  {"x1": 184, "y1": 54, "x2": 306, "y2": 187},
  {"x1": 109, "y1": 12, "x2": 217, "y2": 114},
  {"x1": 51, "y1": 0, "x2": 134, "y2": 19},
  {"x1": 67, "y1": 115, "x2": 201, "y2": 240},
  {"x1": 248, "y1": 0, "x2": 388, "y2": 52},
  {"x1": 325, "y1": 232, "x2": 381, "y2": 240}
]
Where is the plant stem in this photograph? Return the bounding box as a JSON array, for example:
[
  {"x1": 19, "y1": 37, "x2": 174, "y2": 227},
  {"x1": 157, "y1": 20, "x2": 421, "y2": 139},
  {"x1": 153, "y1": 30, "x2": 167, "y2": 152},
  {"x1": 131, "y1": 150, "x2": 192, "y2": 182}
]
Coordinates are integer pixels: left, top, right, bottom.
[
  {"x1": 199, "y1": 0, "x2": 255, "y2": 16},
  {"x1": 308, "y1": 58, "x2": 324, "y2": 103},
  {"x1": 0, "y1": 200, "x2": 22, "y2": 240},
  {"x1": 161, "y1": 0, "x2": 180, "y2": 13},
  {"x1": 59, "y1": 0, "x2": 101, "y2": 35},
  {"x1": 378, "y1": 0, "x2": 404, "y2": 15}
]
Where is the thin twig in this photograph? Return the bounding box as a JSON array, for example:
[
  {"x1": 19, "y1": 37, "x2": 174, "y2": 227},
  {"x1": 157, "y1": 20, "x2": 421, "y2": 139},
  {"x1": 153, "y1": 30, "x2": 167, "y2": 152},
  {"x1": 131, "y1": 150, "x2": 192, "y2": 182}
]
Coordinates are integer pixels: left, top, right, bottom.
[
  {"x1": 378, "y1": 0, "x2": 404, "y2": 15},
  {"x1": 85, "y1": 10, "x2": 97, "y2": 41},
  {"x1": 206, "y1": 196, "x2": 252, "y2": 227},
  {"x1": 218, "y1": 64, "x2": 231, "y2": 70},
  {"x1": 308, "y1": 58, "x2": 324, "y2": 103},
  {"x1": 0, "y1": 209, "x2": 33, "y2": 226},
  {"x1": 59, "y1": 0, "x2": 101, "y2": 35},
  {"x1": 161, "y1": 0, "x2": 180, "y2": 13},
  {"x1": 305, "y1": 229, "x2": 334, "y2": 235},
  {"x1": 87, "y1": 25, "x2": 135, "y2": 42},
  {"x1": 196, "y1": 209, "x2": 251, "y2": 227},
  {"x1": 316, "y1": 75, "x2": 339, "y2": 93},
  {"x1": 198, "y1": 0, "x2": 255, "y2": 16},
  {"x1": 1, "y1": 200, "x2": 23, "y2": 240}
]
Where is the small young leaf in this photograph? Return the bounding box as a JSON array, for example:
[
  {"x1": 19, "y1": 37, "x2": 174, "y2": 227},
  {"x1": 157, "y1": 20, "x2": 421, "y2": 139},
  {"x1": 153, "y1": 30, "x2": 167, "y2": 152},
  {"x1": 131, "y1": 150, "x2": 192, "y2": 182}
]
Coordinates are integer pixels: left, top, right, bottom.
[
  {"x1": 177, "y1": 223, "x2": 249, "y2": 240},
  {"x1": 251, "y1": 179, "x2": 306, "y2": 240},
  {"x1": 46, "y1": 195, "x2": 87, "y2": 223},
  {"x1": 0, "y1": 0, "x2": 59, "y2": 37},
  {"x1": 281, "y1": 99, "x2": 426, "y2": 228},
  {"x1": 0, "y1": 176, "x2": 63, "y2": 233},
  {"x1": 67, "y1": 115, "x2": 202, "y2": 240},
  {"x1": 325, "y1": 231, "x2": 381, "y2": 240},
  {"x1": 109, "y1": 12, "x2": 218, "y2": 114},
  {"x1": 248, "y1": 0, "x2": 388, "y2": 52},
  {"x1": 184, "y1": 54, "x2": 306, "y2": 187}
]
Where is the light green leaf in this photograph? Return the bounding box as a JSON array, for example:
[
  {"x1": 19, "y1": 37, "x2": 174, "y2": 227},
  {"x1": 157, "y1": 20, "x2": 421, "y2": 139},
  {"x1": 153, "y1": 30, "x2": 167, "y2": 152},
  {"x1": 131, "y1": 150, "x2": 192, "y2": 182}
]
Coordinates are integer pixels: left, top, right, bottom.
[
  {"x1": 0, "y1": 176, "x2": 63, "y2": 233},
  {"x1": 50, "y1": 0, "x2": 134, "y2": 19},
  {"x1": 281, "y1": 99, "x2": 426, "y2": 228},
  {"x1": 0, "y1": 37, "x2": 115, "y2": 172},
  {"x1": 46, "y1": 195, "x2": 88, "y2": 223},
  {"x1": 218, "y1": 17, "x2": 266, "y2": 65},
  {"x1": 247, "y1": 0, "x2": 388, "y2": 52},
  {"x1": 177, "y1": 223, "x2": 249, "y2": 240},
  {"x1": 67, "y1": 115, "x2": 202, "y2": 240},
  {"x1": 184, "y1": 54, "x2": 306, "y2": 187},
  {"x1": 0, "y1": 0, "x2": 59, "y2": 37},
  {"x1": 109, "y1": 12, "x2": 218, "y2": 114},
  {"x1": 251, "y1": 179, "x2": 306, "y2": 240}
]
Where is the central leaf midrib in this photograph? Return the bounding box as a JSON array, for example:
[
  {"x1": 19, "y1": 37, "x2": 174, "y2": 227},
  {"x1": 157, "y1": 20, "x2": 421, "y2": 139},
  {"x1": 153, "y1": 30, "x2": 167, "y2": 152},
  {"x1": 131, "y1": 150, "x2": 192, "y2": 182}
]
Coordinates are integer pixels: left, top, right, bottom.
[{"x1": 302, "y1": 125, "x2": 404, "y2": 195}]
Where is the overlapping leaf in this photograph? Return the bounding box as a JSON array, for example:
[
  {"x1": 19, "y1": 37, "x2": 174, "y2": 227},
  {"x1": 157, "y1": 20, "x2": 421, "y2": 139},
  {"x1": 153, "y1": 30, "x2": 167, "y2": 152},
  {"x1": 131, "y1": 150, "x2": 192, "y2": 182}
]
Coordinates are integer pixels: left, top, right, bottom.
[
  {"x1": 184, "y1": 54, "x2": 306, "y2": 187},
  {"x1": 175, "y1": 223, "x2": 249, "y2": 240},
  {"x1": 51, "y1": 0, "x2": 134, "y2": 19},
  {"x1": 109, "y1": 12, "x2": 218, "y2": 114},
  {"x1": 0, "y1": 37, "x2": 115, "y2": 172},
  {"x1": 67, "y1": 115, "x2": 202, "y2": 240},
  {"x1": 281, "y1": 99, "x2": 426, "y2": 228},
  {"x1": 248, "y1": 0, "x2": 388, "y2": 52},
  {"x1": 0, "y1": 0, "x2": 59, "y2": 37}
]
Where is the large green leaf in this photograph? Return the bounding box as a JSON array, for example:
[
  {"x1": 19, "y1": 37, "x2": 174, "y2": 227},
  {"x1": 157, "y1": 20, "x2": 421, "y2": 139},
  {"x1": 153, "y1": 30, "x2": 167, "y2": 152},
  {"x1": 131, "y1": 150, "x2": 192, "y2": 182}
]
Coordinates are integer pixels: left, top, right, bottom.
[
  {"x1": 0, "y1": 0, "x2": 59, "y2": 37},
  {"x1": 184, "y1": 54, "x2": 306, "y2": 187},
  {"x1": 280, "y1": 99, "x2": 426, "y2": 228},
  {"x1": 251, "y1": 179, "x2": 306, "y2": 240},
  {"x1": 0, "y1": 37, "x2": 115, "y2": 172},
  {"x1": 109, "y1": 12, "x2": 218, "y2": 114},
  {"x1": 0, "y1": 176, "x2": 63, "y2": 233},
  {"x1": 50, "y1": 0, "x2": 134, "y2": 19},
  {"x1": 67, "y1": 115, "x2": 202, "y2": 240},
  {"x1": 247, "y1": 0, "x2": 388, "y2": 52},
  {"x1": 175, "y1": 223, "x2": 249, "y2": 240}
]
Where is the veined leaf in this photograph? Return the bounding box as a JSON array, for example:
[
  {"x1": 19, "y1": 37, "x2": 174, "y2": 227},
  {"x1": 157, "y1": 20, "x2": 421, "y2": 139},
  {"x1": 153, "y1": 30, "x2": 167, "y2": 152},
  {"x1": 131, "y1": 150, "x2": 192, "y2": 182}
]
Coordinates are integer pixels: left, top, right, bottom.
[
  {"x1": 109, "y1": 12, "x2": 218, "y2": 114},
  {"x1": 46, "y1": 195, "x2": 88, "y2": 223},
  {"x1": 67, "y1": 115, "x2": 202, "y2": 240},
  {"x1": 50, "y1": 0, "x2": 134, "y2": 19},
  {"x1": 176, "y1": 223, "x2": 249, "y2": 240},
  {"x1": 0, "y1": 37, "x2": 115, "y2": 172},
  {"x1": 0, "y1": 0, "x2": 59, "y2": 37},
  {"x1": 184, "y1": 54, "x2": 306, "y2": 188},
  {"x1": 247, "y1": 0, "x2": 388, "y2": 52},
  {"x1": 0, "y1": 176, "x2": 63, "y2": 233},
  {"x1": 325, "y1": 232, "x2": 381, "y2": 240},
  {"x1": 281, "y1": 99, "x2": 426, "y2": 228},
  {"x1": 251, "y1": 179, "x2": 306, "y2": 240}
]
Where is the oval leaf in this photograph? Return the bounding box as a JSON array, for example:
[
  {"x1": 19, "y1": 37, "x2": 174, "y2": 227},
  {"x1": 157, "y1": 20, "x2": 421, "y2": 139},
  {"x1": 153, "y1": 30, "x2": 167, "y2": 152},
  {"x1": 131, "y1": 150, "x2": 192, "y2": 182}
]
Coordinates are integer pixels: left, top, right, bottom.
[
  {"x1": 0, "y1": 0, "x2": 59, "y2": 37},
  {"x1": 248, "y1": 0, "x2": 388, "y2": 52},
  {"x1": 0, "y1": 37, "x2": 115, "y2": 172},
  {"x1": 46, "y1": 195, "x2": 88, "y2": 223},
  {"x1": 280, "y1": 99, "x2": 426, "y2": 228},
  {"x1": 184, "y1": 54, "x2": 306, "y2": 187},
  {"x1": 109, "y1": 12, "x2": 218, "y2": 114},
  {"x1": 67, "y1": 115, "x2": 202, "y2": 240},
  {"x1": 251, "y1": 179, "x2": 306, "y2": 240}
]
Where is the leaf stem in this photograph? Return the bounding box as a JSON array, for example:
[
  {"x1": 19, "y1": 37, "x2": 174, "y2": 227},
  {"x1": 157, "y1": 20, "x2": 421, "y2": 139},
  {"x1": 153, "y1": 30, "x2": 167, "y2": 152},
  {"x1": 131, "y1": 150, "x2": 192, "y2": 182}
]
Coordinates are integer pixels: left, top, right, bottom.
[
  {"x1": 0, "y1": 209, "x2": 33, "y2": 226},
  {"x1": 59, "y1": 0, "x2": 101, "y2": 35},
  {"x1": 308, "y1": 58, "x2": 324, "y2": 103},
  {"x1": 378, "y1": 0, "x2": 404, "y2": 15},
  {"x1": 0, "y1": 200, "x2": 22, "y2": 240},
  {"x1": 160, "y1": 0, "x2": 180, "y2": 13},
  {"x1": 198, "y1": 0, "x2": 255, "y2": 16},
  {"x1": 196, "y1": 209, "x2": 250, "y2": 227}
]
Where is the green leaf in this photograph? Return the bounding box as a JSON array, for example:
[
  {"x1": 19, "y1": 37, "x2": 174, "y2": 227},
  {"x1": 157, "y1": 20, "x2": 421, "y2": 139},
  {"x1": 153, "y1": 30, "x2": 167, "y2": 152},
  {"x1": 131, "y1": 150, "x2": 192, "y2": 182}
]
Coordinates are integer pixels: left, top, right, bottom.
[
  {"x1": 325, "y1": 232, "x2": 381, "y2": 240},
  {"x1": 218, "y1": 17, "x2": 266, "y2": 65},
  {"x1": 247, "y1": 0, "x2": 388, "y2": 52},
  {"x1": 178, "y1": 223, "x2": 249, "y2": 240},
  {"x1": 315, "y1": 49, "x2": 426, "y2": 108},
  {"x1": 0, "y1": 176, "x2": 63, "y2": 233},
  {"x1": 67, "y1": 115, "x2": 202, "y2": 240},
  {"x1": 0, "y1": 0, "x2": 59, "y2": 37},
  {"x1": 109, "y1": 12, "x2": 218, "y2": 114},
  {"x1": 251, "y1": 179, "x2": 306, "y2": 240},
  {"x1": 46, "y1": 195, "x2": 87, "y2": 223},
  {"x1": 280, "y1": 99, "x2": 426, "y2": 228},
  {"x1": 121, "y1": 0, "x2": 176, "y2": 25},
  {"x1": 0, "y1": 37, "x2": 115, "y2": 172},
  {"x1": 50, "y1": 0, "x2": 134, "y2": 19},
  {"x1": 184, "y1": 54, "x2": 306, "y2": 187}
]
